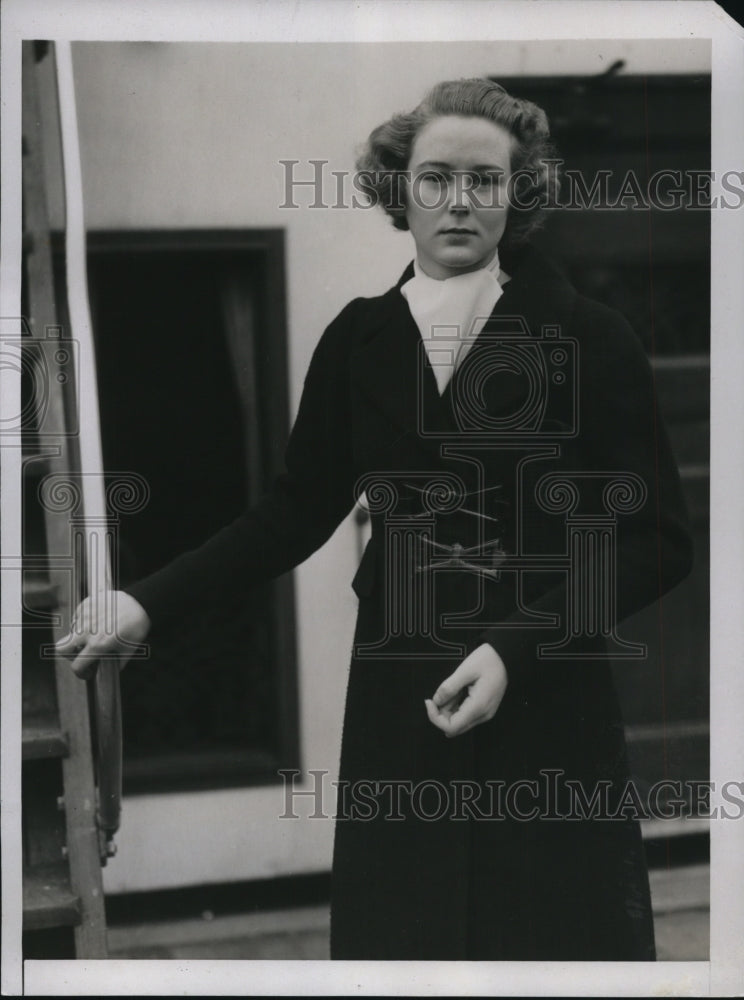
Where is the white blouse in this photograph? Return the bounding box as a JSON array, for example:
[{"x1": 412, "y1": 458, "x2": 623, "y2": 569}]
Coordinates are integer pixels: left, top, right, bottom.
[{"x1": 400, "y1": 250, "x2": 505, "y2": 394}]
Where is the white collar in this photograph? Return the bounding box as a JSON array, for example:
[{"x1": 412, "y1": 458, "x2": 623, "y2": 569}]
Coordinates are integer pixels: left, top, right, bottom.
[{"x1": 401, "y1": 250, "x2": 504, "y2": 394}]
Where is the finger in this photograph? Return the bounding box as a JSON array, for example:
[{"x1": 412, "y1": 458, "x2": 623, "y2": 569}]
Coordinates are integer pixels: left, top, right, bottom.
[
  {"x1": 425, "y1": 698, "x2": 451, "y2": 734},
  {"x1": 55, "y1": 631, "x2": 75, "y2": 651},
  {"x1": 438, "y1": 692, "x2": 486, "y2": 738},
  {"x1": 55, "y1": 632, "x2": 86, "y2": 659},
  {"x1": 70, "y1": 643, "x2": 100, "y2": 680},
  {"x1": 425, "y1": 697, "x2": 477, "y2": 738},
  {"x1": 444, "y1": 711, "x2": 482, "y2": 737},
  {"x1": 432, "y1": 677, "x2": 470, "y2": 709},
  {"x1": 432, "y1": 660, "x2": 479, "y2": 708},
  {"x1": 434, "y1": 689, "x2": 464, "y2": 714},
  {"x1": 425, "y1": 698, "x2": 440, "y2": 722}
]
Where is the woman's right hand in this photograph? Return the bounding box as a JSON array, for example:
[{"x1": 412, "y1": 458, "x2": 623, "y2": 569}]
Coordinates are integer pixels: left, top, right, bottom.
[{"x1": 56, "y1": 590, "x2": 152, "y2": 680}]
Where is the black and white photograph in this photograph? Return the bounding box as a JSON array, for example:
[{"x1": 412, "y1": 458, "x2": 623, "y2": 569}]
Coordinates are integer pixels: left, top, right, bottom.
[{"x1": 1, "y1": 1, "x2": 743, "y2": 995}]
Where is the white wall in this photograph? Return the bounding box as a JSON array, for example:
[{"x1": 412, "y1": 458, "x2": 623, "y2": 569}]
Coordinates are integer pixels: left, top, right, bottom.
[{"x1": 58, "y1": 38, "x2": 709, "y2": 892}]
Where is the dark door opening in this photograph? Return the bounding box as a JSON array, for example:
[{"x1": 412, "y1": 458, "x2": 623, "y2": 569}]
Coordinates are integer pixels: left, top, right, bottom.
[{"x1": 58, "y1": 230, "x2": 299, "y2": 794}]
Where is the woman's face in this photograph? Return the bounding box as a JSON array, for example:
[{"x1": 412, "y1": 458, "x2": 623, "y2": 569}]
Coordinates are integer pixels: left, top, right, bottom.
[{"x1": 405, "y1": 114, "x2": 513, "y2": 279}]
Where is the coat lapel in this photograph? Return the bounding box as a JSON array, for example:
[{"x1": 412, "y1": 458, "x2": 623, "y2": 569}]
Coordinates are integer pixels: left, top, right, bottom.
[
  {"x1": 351, "y1": 263, "x2": 449, "y2": 459},
  {"x1": 351, "y1": 246, "x2": 578, "y2": 458}
]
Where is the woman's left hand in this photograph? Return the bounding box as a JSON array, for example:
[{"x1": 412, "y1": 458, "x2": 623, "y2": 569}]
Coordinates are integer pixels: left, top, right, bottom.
[{"x1": 425, "y1": 643, "x2": 508, "y2": 738}]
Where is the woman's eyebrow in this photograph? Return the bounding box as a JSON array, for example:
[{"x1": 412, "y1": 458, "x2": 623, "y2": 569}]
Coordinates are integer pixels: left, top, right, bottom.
[
  {"x1": 413, "y1": 160, "x2": 453, "y2": 170},
  {"x1": 414, "y1": 159, "x2": 506, "y2": 172}
]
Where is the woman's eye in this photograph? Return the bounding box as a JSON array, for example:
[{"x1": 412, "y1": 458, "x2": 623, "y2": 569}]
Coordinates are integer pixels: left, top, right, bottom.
[{"x1": 420, "y1": 171, "x2": 448, "y2": 188}]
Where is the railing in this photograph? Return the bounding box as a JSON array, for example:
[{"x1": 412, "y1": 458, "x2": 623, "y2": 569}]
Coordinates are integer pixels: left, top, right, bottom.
[
  {"x1": 56, "y1": 41, "x2": 123, "y2": 864},
  {"x1": 93, "y1": 660, "x2": 123, "y2": 861}
]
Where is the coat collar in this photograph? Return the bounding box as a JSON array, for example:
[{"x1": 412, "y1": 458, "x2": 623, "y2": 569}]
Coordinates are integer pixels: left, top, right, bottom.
[{"x1": 351, "y1": 244, "x2": 578, "y2": 457}]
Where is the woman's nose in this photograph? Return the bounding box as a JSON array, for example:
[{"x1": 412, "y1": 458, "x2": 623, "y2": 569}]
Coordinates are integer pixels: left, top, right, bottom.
[
  {"x1": 447, "y1": 175, "x2": 472, "y2": 213},
  {"x1": 447, "y1": 188, "x2": 471, "y2": 213}
]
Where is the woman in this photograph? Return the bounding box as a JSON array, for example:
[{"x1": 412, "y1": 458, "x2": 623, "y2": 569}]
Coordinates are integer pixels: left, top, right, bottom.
[{"x1": 60, "y1": 78, "x2": 693, "y2": 960}]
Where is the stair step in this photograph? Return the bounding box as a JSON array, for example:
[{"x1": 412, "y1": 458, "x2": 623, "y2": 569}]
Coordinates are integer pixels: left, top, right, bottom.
[
  {"x1": 22, "y1": 720, "x2": 69, "y2": 761},
  {"x1": 22, "y1": 578, "x2": 59, "y2": 611},
  {"x1": 649, "y1": 862, "x2": 709, "y2": 913},
  {"x1": 625, "y1": 718, "x2": 709, "y2": 790},
  {"x1": 23, "y1": 863, "x2": 81, "y2": 931}
]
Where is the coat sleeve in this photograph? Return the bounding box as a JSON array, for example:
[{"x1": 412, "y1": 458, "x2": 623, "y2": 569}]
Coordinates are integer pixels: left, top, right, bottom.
[
  {"x1": 480, "y1": 298, "x2": 694, "y2": 685},
  {"x1": 124, "y1": 300, "x2": 359, "y2": 627}
]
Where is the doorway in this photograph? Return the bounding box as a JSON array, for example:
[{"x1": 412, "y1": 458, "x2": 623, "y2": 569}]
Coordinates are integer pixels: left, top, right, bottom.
[{"x1": 62, "y1": 229, "x2": 299, "y2": 794}]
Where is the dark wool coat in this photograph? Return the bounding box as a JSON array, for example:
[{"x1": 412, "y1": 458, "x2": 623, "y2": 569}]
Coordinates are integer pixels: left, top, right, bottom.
[{"x1": 127, "y1": 244, "x2": 693, "y2": 961}]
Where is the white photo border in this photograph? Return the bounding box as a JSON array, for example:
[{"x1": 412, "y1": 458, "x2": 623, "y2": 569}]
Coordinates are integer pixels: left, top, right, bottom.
[{"x1": 2, "y1": 1, "x2": 742, "y2": 996}]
